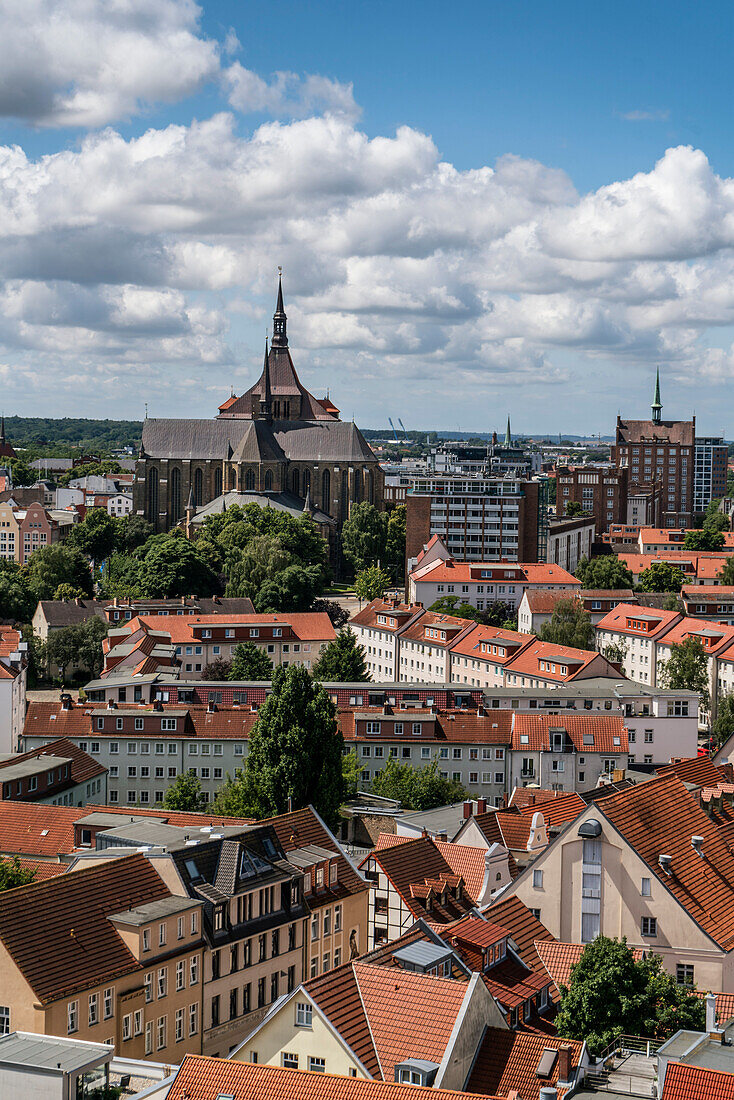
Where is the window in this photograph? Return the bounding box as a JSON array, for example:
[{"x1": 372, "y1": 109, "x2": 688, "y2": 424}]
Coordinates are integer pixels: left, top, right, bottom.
[
  {"x1": 334, "y1": 904, "x2": 342, "y2": 932},
  {"x1": 145, "y1": 1022, "x2": 153, "y2": 1054},
  {"x1": 122, "y1": 1014, "x2": 132, "y2": 1041},
  {"x1": 157, "y1": 1015, "x2": 166, "y2": 1050},
  {"x1": 103, "y1": 988, "x2": 113, "y2": 1020},
  {"x1": 157, "y1": 967, "x2": 167, "y2": 998},
  {"x1": 142, "y1": 928, "x2": 150, "y2": 952},
  {"x1": 533, "y1": 870, "x2": 543, "y2": 889},
  {"x1": 296, "y1": 1002, "x2": 312, "y2": 1027},
  {"x1": 283, "y1": 1053, "x2": 299, "y2": 1069},
  {"x1": 677, "y1": 964, "x2": 695, "y2": 986},
  {"x1": 67, "y1": 1000, "x2": 79, "y2": 1034},
  {"x1": 188, "y1": 1002, "x2": 199, "y2": 1036},
  {"x1": 641, "y1": 916, "x2": 657, "y2": 937},
  {"x1": 176, "y1": 960, "x2": 185, "y2": 991},
  {"x1": 641, "y1": 878, "x2": 651, "y2": 897},
  {"x1": 159, "y1": 922, "x2": 167, "y2": 946},
  {"x1": 134, "y1": 1008, "x2": 143, "y2": 1036},
  {"x1": 190, "y1": 955, "x2": 199, "y2": 985},
  {"x1": 175, "y1": 1008, "x2": 184, "y2": 1042},
  {"x1": 144, "y1": 972, "x2": 153, "y2": 1003},
  {"x1": 309, "y1": 1058, "x2": 326, "y2": 1073},
  {"x1": 88, "y1": 993, "x2": 98, "y2": 1026}
]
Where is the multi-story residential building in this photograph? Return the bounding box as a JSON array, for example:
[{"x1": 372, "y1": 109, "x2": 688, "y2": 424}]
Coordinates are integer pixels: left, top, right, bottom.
[
  {"x1": 405, "y1": 474, "x2": 548, "y2": 569},
  {"x1": 546, "y1": 513, "x2": 595, "y2": 572},
  {"x1": 611, "y1": 371, "x2": 695, "y2": 527},
  {"x1": 694, "y1": 436, "x2": 728, "y2": 516},
  {"x1": 0, "y1": 737, "x2": 106, "y2": 806},
  {"x1": 409, "y1": 555, "x2": 580, "y2": 611},
  {"x1": 0, "y1": 500, "x2": 74, "y2": 564},
  {"x1": 350, "y1": 600, "x2": 423, "y2": 681},
  {"x1": 0, "y1": 626, "x2": 27, "y2": 753},
  {"x1": 617, "y1": 551, "x2": 731, "y2": 585},
  {"x1": 506, "y1": 713, "x2": 628, "y2": 791},
  {"x1": 0, "y1": 854, "x2": 205, "y2": 1059},
  {"x1": 397, "y1": 610, "x2": 475, "y2": 683},
  {"x1": 102, "y1": 612, "x2": 335, "y2": 679},
  {"x1": 517, "y1": 588, "x2": 636, "y2": 633},
  {"x1": 681, "y1": 585, "x2": 734, "y2": 624},
  {"x1": 555, "y1": 464, "x2": 628, "y2": 534},
  {"x1": 504, "y1": 773, "x2": 734, "y2": 993}
]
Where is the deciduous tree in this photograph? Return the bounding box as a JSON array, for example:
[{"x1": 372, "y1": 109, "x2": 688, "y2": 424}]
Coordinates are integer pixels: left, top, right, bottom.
[
  {"x1": 660, "y1": 637, "x2": 710, "y2": 708},
  {"x1": 683, "y1": 528, "x2": 725, "y2": 552},
  {"x1": 138, "y1": 535, "x2": 218, "y2": 598},
  {"x1": 341, "y1": 503, "x2": 387, "y2": 573},
  {"x1": 312, "y1": 628, "x2": 369, "y2": 682},
  {"x1": 712, "y1": 692, "x2": 734, "y2": 750},
  {"x1": 539, "y1": 598, "x2": 595, "y2": 650},
  {"x1": 355, "y1": 565, "x2": 391, "y2": 603},
  {"x1": 229, "y1": 642, "x2": 273, "y2": 681},
  {"x1": 371, "y1": 757, "x2": 467, "y2": 810},
  {"x1": 0, "y1": 856, "x2": 35, "y2": 892},
  {"x1": 202, "y1": 657, "x2": 232, "y2": 680},
  {"x1": 576, "y1": 555, "x2": 633, "y2": 590},
  {"x1": 67, "y1": 507, "x2": 117, "y2": 562},
  {"x1": 162, "y1": 772, "x2": 208, "y2": 813},
  {"x1": 638, "y1": 561, "x2": 684, "y2": 593},
  {"x1": 25, "y1": 544, "x2": 94, "y2": 601}
]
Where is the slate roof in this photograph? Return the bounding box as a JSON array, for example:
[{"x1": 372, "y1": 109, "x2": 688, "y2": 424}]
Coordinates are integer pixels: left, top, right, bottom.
[
  {"x1": 255, "y1": 806, "x2": 367, "y2": 900},
  {"x1": 0, "y1": 853, "x2": 173, "y2": 1003},
  {"x1": 600, "y1": 775, "x2": 734, "y2": 951},
  {"x1": 166, "y1": 1056, "x2": 502, "y2": 1100},
  {"x1": 466, "y1": 1028, "x2": 584, "y2": 1099},
  {"x1": 36, "y1": 600, "x2": 108, "y2": 629}
]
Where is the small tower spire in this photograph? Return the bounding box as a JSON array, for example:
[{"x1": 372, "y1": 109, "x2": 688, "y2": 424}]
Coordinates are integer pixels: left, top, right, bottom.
[
  {"x1": 504, "y1": 416, "x2": 512, "y2": 448},
  {"x1": 259, "y1": 337, "x2": 272, "y2": 420},
  {"x1": 651, "y1": 366, "x2": 662, "y2": 424},
  {"x1": 0, "y1": 415, "x2": 5, "y2": 445},
  {"x1": 271, "y1": 268, "x2": 288, "y2": 348}
]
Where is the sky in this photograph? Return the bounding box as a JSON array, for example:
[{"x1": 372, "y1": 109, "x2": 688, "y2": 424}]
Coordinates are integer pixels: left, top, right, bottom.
[{"x1": 2, "y1": 1, "x2": 734, "y2": 435}]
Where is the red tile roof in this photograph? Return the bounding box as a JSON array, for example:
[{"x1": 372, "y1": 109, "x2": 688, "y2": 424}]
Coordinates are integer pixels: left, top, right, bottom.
[
  {"x1": 434, "y1": 839, "x2": 490, "y2": 900},
  {"x1": 661, "y1": 1061, "x2": 734, "y2": 1100},
  {"x1": 362, "y1": 835, "x2": 478, "y2": 923},
  {"x1": 517, "y1": 792, "x2": 586, "y2": 829},
  {"x1": 656, "y1": 617, "x2": 734, "y2": 655},
  {"x1": 460, "y1": 809, "x2": 539, "y2": 853},
  {"x1": 0, "y1": 737, "x2": 107, "y2": 788},
  {"x1": 167, "y1": 1056, "x2": 503, "y2": 1100},
  {"x1": 483, "y1": 895, "x2": 558, "y2": 977},
  {"x1": 448, "y1": 624, "x2": 531, "y2": 664},
  {"x1": 12, "y1": 857, "x2": 67, "y2": 880},
  {"x1": 511, "y1": 713, "x2": 628, "y2": 754},
  {"x1": 136, "y1": 611, "x2": 336, "y2": 643},
  {"x1": 398, "y1": 610, "x2": 476, "y2": 648},
  {"x1": 595, "y1": 602, "x2": 681, "y2": 637},
  {"x1": 0, "y1": 853, "x2": 175, "y2": 1003},
  {"x1": 600, "y1": 775, "x2": 734, "y2": 951},
  {"x1": 466, "y1": 1027, "x2": 584, "y2": 1099},
  {"x1": 0, "y1": 801, "x2": 81, "y2": 856},
  {"x1": 255, "y1": 805, "x2": 367, "y2": 900},
  {"x1": 535, "y1": 940, "x2": 645, "y2": 991},
  {"x1": 656, "y1": 755, "x2": 725, "y2": 790},
  {"x1": 412, "y1": 560, "x2": 580, "y2": 587},
  {"x1": 503, "y1": 639, "x2": 615, "y2": 682},
  {"x1": 521, "y1": 590, "x2": 579, "y2": 613},
  {"x1": 350, "y1": 600, "x2": 422, "y2": 631}
]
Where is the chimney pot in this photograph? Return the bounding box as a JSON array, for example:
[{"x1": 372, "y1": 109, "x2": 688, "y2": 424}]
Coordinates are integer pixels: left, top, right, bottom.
[
  {"x1": 706, "y1": 992, "x2": 718, "y2": 1033},
  {"x1": 691, "y1": 835, "x2": 704, "y2": 857},
  {"x1": 437, "y1": 831, "x2": 447, "y2": 842},
  {"x1": 477, "y1": 797, "x2": 487, "y2": 815},
  {"x1": 463, "y1": 800, "x2": 473, "y2": 819},
  {"x1": 557, "y1": 1045, "x2": 572, "y2": 1085}
]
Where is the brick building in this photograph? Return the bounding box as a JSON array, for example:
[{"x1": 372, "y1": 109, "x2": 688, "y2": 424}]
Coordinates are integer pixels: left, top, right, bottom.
[{"x1": 555, "y1": 464, "x2": 627, "y2": 534}]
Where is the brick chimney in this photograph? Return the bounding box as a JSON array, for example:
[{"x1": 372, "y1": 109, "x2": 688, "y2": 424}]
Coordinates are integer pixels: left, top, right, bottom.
[
  {"x1": 477, "y1": 798, "x2": 487, "y2": 814},
  {"x1": 557, "y1": 1045, "x2": 572, "y2": 1085},
  {"x1": 463, "y1": 800, "x2": 473, "y2": 819}
]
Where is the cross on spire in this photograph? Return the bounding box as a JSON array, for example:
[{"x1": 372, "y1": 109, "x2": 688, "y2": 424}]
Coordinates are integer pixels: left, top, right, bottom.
[{"x1": 651, "y1": 366, "x2": 662, "y2": 424}]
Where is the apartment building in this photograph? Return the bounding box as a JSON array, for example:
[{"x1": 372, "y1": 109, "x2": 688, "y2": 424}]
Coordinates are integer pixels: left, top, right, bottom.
[
  {"x1": 0, "y1": 626, "x2": 27, "y2": 754},
  {"x1": 504, "y1": 774, "x2": 734, "y2": 993},
  {"x1": 506, "y1": 713, "x2": 628, "y2": 792},
  {"x1": 409, "y1": 556, "x2": 580, "y2": 611},
  {"x1": 102, "y1": 613, "x2": 335, "y2": 680},
  {"x1": 681, "y1": 586, "x2": 734, "y2": 625},
  {"x1": 405, "y1": 474, "x2": 546, "y2": 568},
  {"x1": 546, "y1": 514, "x2": 595, "y2": 573},
  {"x1": 0, "y1": 737, "x2": 106, "y2": 806},
  {"x1": 350, "y1": 600, "x2": 422, "y2": 681},
  {"x1": 617, "y1": 551, "x2": 731, "y2": 585},
  {"x1": 637, "y1": 528, "x2": 734, "y2": 554},
  {"x1": 694, "y1": 436, "x2": 728, "y2": 515},
  {"x1": 397, "y1": 610, "x2": 475, "y2": 683},
  {"x1": 0, "y1": 854, "x2": 204, "y2": 1060},
  {"x1": 449, "y1": 624, "x2": 539, "y2": 688},
  {"x1": 555, "y1": 464, "x2": 627, "y2": 534},
  {"x1": 517, "y1": 588, "x2": 636, "y2": 633}
]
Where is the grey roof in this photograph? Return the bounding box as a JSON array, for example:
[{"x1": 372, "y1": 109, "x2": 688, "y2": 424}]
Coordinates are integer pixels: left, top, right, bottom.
[
  {"x1": 392, "y1": 941, "x2": 454, "y2": 969},
  {"x1": 141, "y1": 416, "x2": 377, "y2": 464},
  {"x1": 0, "y1": 1032, "x2": 112, "y2": 1072},
  {"x1": 286, "y1": 843, "x2": 337, "y2": 869},
  {"x1": 108, "y1": 895, "x2": 200, "y2": 925},
  {"x1": 0, "y1": 754, "x2": 71, "y2": 780},
  {"x1": 37, "y1": 599, "x2": 107, "y2": 629},
  {"x1": 396, "y1": 802, "x2": 471, "y2": 837},
  {"x1": 189, "y1": 490, "x2": 333, "y2": 526}
]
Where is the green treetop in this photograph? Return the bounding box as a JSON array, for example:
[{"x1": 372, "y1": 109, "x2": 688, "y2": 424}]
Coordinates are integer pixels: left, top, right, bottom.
[{"x1": 312, "y1": 628, "x2": 370, "y2": 682}]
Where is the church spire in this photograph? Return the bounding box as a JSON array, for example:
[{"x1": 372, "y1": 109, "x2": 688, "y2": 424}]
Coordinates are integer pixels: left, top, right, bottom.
[
  {"x1": 259, "y1": 337, "x2": 272, "y2": 420},
  {"x1": 271, "y1": 269, "x2": 288, "y2": 348},
  {"x1": 0, "y1": 416, "x2": 5, "y2": 445},
  {"x1": 504, "y1": 415, "x2": 512, "y2": 448},
  {"x1": 651, "y1": 366, "x2": 662, "y2": 424}
]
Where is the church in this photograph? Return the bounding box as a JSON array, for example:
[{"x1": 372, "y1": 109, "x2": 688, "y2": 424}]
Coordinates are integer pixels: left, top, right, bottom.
[{"x1": 133, "y1": 278, "x2": 384, "y2": 557}]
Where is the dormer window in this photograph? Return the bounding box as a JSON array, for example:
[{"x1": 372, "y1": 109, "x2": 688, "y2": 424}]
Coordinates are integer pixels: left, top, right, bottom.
[
  {"x1": 315, "y1": 867, "x2": 324, "y2": 889},
  {"x1": 329, "y1": 861, "x2": 338, "y2": 886}
]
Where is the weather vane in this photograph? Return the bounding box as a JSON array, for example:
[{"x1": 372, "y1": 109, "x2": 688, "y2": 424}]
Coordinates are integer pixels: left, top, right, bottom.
[{"x1": 278, "y1": 265, "x2": 282, "y2": 275}]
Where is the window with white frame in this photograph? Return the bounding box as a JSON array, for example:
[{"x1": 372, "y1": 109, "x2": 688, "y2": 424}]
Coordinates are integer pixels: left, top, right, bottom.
[{"x1": 296, "y1": 1002, "x2": 312, "y2": 1027}]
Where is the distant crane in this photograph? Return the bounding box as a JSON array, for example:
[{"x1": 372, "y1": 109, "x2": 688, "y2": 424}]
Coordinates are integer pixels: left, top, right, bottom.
[
  {"x1": 388, "y1": 417, "x2": 401, "y2": 444},
  {"x1": 398, "y1": 417, "x2": 409, "y2": 442}
]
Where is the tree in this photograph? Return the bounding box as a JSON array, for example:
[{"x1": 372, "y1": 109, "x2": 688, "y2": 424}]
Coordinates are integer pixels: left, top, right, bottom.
[
  {"x1": 576, "y1": 555, "x2": 633, "y2": 590},
  {"x1": 342, "y1": 750, "x2": 361, "y2": 800},
  {"x1": 225, "y1": 536, "x2": 294, "y2": 600},
  {"x1": 0, "y1": 855, "x2": 35, "y2": 892},
  {"x1": 602, "y1": 639, "x2": 628, "y2": 665},
  {"x1": 0, "y1": 567, "x2": 35, "y2": 622},
  {"x1": 46, "y1": 623, "x2": 84, "y2": 681},
  {"x1": 115, "y1": 514, "x2": 155, "y2": 552},
  {"x1": 67, "y1": 507, "x2": 117, "y2": 562},
  {"x1": 556, "y1": 936, "x2": 704, "y2": 1055},
  {"x1": 538, "y1": 598, "x2": 595, "y2": 650},
  {"x1": 138, "y1": 535, "x2": 218, "y2": 598},
  {"x1": 371, "y1": 757, "x2": 468, "y2": 810},
  {"x1": 312, "y1": 628, "x2": 370, "y2": 682},
  {"x1": 8, "y1": 458, "x2": 34, "y2": 487},
  {"x1": 384, "y1": 505, "x2": 406, "y2": 581},
  {"x1": 565, "y1": 501, "x2": 585, "y2": 517},
  {"x1": 212, "y1": 768, "x2": 258, "y2": 818},
  {"x1": 53, "y1": 583, "x2": 86, "y2": 601},
  {"x1": 46, "y1": 616, "x2": 108, "y2": 681},
  {"x1": 255, "y1": 564, "x2": 320, "y2": 613},
  {"x1": 719, "y1": 556, "x2": 734, "y2": 586},
  {"x1": 429, "y1": 596, "x2": 484, "y2": 621},
  {"x1": 163, "y1": 771, "x2": 208, "y2": 812},
  {"x1": 662, "y1": 592, "x2": 680, "y2": 611},
  {"x1": 712, "y1": 692, "x2": 734, "y2": 750},
  {"x1": 638, "y1": 561, "x2": 684, "y2": 593},
  {"x1": 244, "y1": 665, "x2": 344, "y2": 826},
  {"x1": 202, "y1": 657, "x2": 232, "y2": 680},
  {"x1": 25, "y1": 544, "x2": 94, "y2": 601},
  {"x1": 684, "y1": 528, "x2": 725, "y2": 552},
  {"x1": 703, "y1": 500, "x2": 729, "y2": 533},
  {"x1": 341, "y1": 503, "x2": 387, "y2": 573},
  {"x1": 229, "y1": 642, "x2": 273, "y2": 681},
  {"x1": 355, "y1": 565, "x2": 392, "y2": 603},
  {"x1": 310, "y1": 598, "x2": 350, "y2": 629},
  {"x1": 660, "y1": 637, "x2": 710, "y2": 708}
]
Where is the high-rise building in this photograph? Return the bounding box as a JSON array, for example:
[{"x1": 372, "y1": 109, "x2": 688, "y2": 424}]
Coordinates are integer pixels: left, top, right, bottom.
[
  {"x1": 694, "y1": 436, "x2": 728, "y2": 515},
  {"x1": 611, "y1": 369, "x2": 695, "y2": 528},
  {"x1": 555, "y1": 464, "x2": 628, "y2": 534}
]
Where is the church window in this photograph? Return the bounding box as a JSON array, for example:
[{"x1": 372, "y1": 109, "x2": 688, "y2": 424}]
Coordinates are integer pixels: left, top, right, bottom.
[
  {"x1": 272, "y1": 401, "x2": 280, "y2": 418},
  {"x1": 283, "y1": 401, "x2": 290, "y2": 419},
  {"x1": 245, "y1": 469, "x2": 255, "y2": 492},
  {"x1": 303, "y1": 469, "x2": 311, "y2": 496},
  {"x1": 341, "y1": 471, "x2": 349, "y2": 520},
  {"x1": 147, "y1": 468, "x2": 159, "y2": 522},
  {"x1": 291, "y1": 469, "x2": 300, "y2": 496},
  {"x1": 214, "y1": 468, "x2": 223, "y2": 498},
  {"x1": 368, "y1": 469, "x2": 374, "y2": 504},
  {"x1": 321, "y1": 470, "x2": 330, "y2": 513},
  {"x1": 193, "y1": 468, "x2": 204, "y2": 508},
  {"x1": 169, "y1": 468, "x2": 181, "y2": 523},
  {"x1": 264, "y1": 470, "x2": 273, "y2": 491},
  {"x1": 229, "y1": 469, "x2": 236, "y2": 490},
  {"x1": 353, "y1": 470, "x2": 361, "y2": 503}
]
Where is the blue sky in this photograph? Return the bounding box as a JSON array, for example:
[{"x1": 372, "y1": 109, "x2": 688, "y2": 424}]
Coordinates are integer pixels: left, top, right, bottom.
[{"x1": 1, "y1": 0, "x2": 734, "y2": 434}]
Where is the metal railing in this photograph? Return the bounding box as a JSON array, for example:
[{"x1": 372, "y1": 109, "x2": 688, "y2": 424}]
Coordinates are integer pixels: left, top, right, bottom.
[{"x1": 597, "y1": 1034, "x2": 663, "y2": 1061}]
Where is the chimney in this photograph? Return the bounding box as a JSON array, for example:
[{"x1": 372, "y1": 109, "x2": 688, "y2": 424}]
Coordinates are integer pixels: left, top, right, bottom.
[
  {"x1": 60, "y1": 693, "x2": 73, "y2": 711},
  {"x1": 437, "y1": 831, "x2": 448, "y2": 842},
  {"x1": 539, "y1": 1089, "x2": 557, "y2": 1100},
  {"x1": 463, "y1": 801, "x2": 473, "y2": 819},
  {"x1": 658, "y1": 854, "x2": 672, "y2": 874},
  {"x1": 207, "y1": 699, "x2": 217, "y2": 713},
  {"x1": 691, "y1": 835, "x2": 704, "y2": 857},
  {"x1": 706, "y1": 992, "x2": 718, "y2": 1034},
  {"x1": 477, "y1": 704, "x2": 485, "y2": 717},
  {"x1": 557, "y1": 1045, "x2": 572, "y2": 1085},
  {"x1": 477, "y1": 797, "x2": 487, "y2": 814}
]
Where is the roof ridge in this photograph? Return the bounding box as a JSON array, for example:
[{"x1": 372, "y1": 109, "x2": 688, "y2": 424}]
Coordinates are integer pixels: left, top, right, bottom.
[{"x1": 351, "y1": 961, "x2": 384, "y2": 1080}]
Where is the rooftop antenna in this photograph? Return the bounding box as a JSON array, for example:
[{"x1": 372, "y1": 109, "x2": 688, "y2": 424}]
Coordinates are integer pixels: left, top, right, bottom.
[{"x1": 144, "y1": 402, "x2": 148, "y2": 420}]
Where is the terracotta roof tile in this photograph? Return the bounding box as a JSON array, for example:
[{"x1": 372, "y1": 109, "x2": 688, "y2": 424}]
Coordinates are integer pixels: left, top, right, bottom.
[
  {"x1": 656, "y1": 755, "x2": 725, "y2": 790},
  {"x1": 3, "y1": 856, "x2": 67, "y2": 880},
  {"x1": 305, "y1": 961, "x2": 380, "y2": 1078},
  {"x1": 449, "y1": 624, "x2": 532, "y2": 664},
  {"x1": 600, "y1": 775, "x2": 734, "y2": 951},
  {"x1": 0, "y1": 737, "x2": 107, "y2": 788},
  {"x1": 413, "y1": 561, "x2": 580, "y2": 587},
  {"x1": 399, "y1": 610, "x2": 476, "y2": 648},
  {"x1": 535, "y1": 940, "x2": 645, "y2": 991},
  {"x1": 504, "y1": 639, "x2": 615, "y2": 683},
  {"x1": 516, "y1": 792, "x2": 586, "y2": 828},
  {"x1": 466, "y1": 1027, "x2": 584, "y2": 1099},
  {"x1": 362, "y1": 835, "x2": 478, "y2": 923},
  {"x1": 350, "y1": 600, "x2": 423, "y2": 631},
  {"x1": 463, "y1": 810, "x2": 537, "y2": 852},
  {"x1": 255, "y1": 806, "x2": 367, "y2": 900},
  {"x1": 661, "y1": 1061, "x2": 734, "y2": 1100},
  {"x1": 0, "y1": 800, "x2": 80, "y2": 856},
  {"x1": 167, "y1": 1056, "x2": 502, "y2": 1100},
  {"x1": 511, "y1": 713, "x2": 628, "y2": 754},
  {"x1": 434, "y1": 839, "x2": 490, "y2": 899},
  {"x1": 595, "y1": 601, "x2": 681, "y2": 637},
  {"x1": 0, "y1": 853, "x2": 173, "y2": 1003}
]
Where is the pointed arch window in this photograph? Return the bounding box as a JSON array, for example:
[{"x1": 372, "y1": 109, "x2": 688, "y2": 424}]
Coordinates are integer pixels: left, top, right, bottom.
[
  {"x1": 368, "y1": 469, "x2": 374, "y2": 504},
  {"x1": 245, "y1": 469, "x2": 255, "y2": 492},
  {"x1": 193, "y1": 468, "x2": 203, "y2": 507},
  {"x1": 264, "y1": 470, "x2": 273, "y2": 491},
  {"x1": 147, "y1": 468, "x2": 159, "y2": 522},
  {"x1": 341, "y1": 471, "x2": 349, "y2": 520},
  {"x1": 303, "y1": 469, "x2": 311, "y2": 497},
  {"x1": 169, "y1": 468, "x2": 181, "y2": 523},
  {"x1": 321, "y1": 469, "x2": 330, "y2": 513},
  {"x1": 214, "y1": 468, "x2": 223, "y2": 498},
  {"x1": 291, "y1": 468, "x2": 300, "y2": 496}
]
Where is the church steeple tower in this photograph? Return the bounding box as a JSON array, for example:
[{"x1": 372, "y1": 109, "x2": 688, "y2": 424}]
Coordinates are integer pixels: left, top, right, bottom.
[
  {"x1": 271, "y1": 270, "x2": 288, "y2": 348},
  {"x1": 504, "y1": 416, "x2": 512, "y2": 448},
  {"x1": 651, "y1": 366, "x2": 662, "y2": 424},
  {"x1": 259, "y1": 337, "x2": 272, "y2": 420}
]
